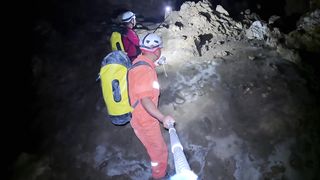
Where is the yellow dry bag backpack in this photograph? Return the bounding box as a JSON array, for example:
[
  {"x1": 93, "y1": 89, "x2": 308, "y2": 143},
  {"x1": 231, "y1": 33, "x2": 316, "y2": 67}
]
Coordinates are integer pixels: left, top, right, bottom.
[
  {"x1": 110, "y1": 26, "x2": 127, "y2": 52},
  {"x1": 110, "y1": 26, "x2": 141, "y2": 60},
  {"x1": 99, "y1": 50, "x2": 150, "y2": 125},
  {"x1": 110, "y1": 31, "x2": 124, "y2": 51}
]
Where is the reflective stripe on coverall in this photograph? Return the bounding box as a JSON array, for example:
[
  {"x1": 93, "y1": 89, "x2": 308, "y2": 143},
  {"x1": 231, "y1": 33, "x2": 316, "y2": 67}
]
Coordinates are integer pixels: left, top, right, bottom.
[{"x1": 128, "y1": 55, "x2": 168, "y2": 179}]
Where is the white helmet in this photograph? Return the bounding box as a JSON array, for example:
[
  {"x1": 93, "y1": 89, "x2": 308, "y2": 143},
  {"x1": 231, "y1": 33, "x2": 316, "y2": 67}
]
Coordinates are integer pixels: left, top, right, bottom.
[
  {"x1": 140, "y1": 33, "x2": 163, "y2": 52},
  {"x1": 121, "y1": 11, "x2": 136, "y2": 23}
]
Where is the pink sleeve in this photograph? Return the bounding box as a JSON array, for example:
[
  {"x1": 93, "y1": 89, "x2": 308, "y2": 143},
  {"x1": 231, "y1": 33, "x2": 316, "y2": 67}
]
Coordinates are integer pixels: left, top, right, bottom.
[{"x1": 126, "y1": 29, "x2": 139, "y2": 46}]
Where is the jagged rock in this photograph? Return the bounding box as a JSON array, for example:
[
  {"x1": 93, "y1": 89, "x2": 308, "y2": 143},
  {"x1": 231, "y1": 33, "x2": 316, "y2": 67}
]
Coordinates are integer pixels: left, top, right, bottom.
[
  {"x1": 243, "y1": 10, "x2": 261, "y2": 23},
  {"x1": 235, "y1": 22, "x2": 243, "y2": 29},
  {"x1": 216, "y1": 5, "x2": 229, "y2": 16},
  {"x1": 297, "y1": 9, "x2": 320, "y2": 32},
  {"x1": 268, "y1": 15, "x2": 281, "y2": 25},
  {"x1": 266, "y1": 27, "x2": 283, "y2": 48},
  {"x1": 168, "y1": 0, "x2": 242, "y2": 38},
  {"x1": 138, "y1": 0, "x2": 244, "y2": 61},
  {"x1": 286, "y1": 9, "x2": 320, "y2": 53},
  {"x1": 245, "y1": 21, "x2": 269, "y2": 40}
]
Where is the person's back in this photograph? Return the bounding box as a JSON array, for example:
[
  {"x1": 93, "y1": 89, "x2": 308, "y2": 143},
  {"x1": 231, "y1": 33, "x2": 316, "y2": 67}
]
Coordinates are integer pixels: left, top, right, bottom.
[
  {"x1": 128, "y1": 33, "x2": 175, "y2": 179},
  {"x1": 120, "y1": 11, "x2": 141, "y2": 61}
]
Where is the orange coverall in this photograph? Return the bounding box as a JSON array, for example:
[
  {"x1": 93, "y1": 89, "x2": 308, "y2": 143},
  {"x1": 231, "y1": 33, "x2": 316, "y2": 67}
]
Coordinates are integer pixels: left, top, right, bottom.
[{"x1": 128, "y1": 55, "x2": 168, "y2": 179}]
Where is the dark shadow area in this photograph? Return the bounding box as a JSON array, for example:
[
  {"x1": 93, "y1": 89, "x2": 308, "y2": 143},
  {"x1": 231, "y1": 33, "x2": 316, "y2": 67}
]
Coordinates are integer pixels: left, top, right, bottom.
[
  {"x1": 209, "y1": 0, "x2": 307, "y2": 33},
  {"x1": 272, "y1": 13, "x2": 302, "y2": 34},
  {"x1": 110, "y1": 8, "x2": 130, "y2": 20},
  {"x1": 6, "y1": 0, "x2": 112, "y2": 179},
  {"x1": 299, "y1": 51, "x2": 320, "y2": 99}
]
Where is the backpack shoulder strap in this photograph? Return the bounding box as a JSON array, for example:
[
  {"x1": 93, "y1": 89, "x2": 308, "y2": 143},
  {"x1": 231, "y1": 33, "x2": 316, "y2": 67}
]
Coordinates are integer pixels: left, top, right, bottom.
[
  {"x1": 130, "y1": 61, "x2": 151, "y2": 70},
  {"x1": 131, "y1": 99, "x2": 140, "y2": 108}
]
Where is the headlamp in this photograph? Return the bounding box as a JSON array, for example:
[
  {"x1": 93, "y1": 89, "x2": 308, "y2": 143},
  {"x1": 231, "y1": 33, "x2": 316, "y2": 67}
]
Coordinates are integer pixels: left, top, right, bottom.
[{"x1": 165, "y1": 6, "x2": 172, "y2": 13}]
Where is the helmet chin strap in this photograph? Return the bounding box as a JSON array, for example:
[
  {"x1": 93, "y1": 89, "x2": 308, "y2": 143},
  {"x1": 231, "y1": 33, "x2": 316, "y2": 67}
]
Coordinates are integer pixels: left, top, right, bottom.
[
  {"x1": 128, "y1": 22, "x2": 134, "y2": 28},
  {"x1": 130, "y1": 19, "x2": 136, "y2": 27}
]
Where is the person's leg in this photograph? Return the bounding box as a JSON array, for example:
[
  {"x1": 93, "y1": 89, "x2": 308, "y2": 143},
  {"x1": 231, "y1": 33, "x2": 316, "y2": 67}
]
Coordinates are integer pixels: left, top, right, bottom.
[{"x1": 133, "y1": 121, "x2": 168, "y2": 179}]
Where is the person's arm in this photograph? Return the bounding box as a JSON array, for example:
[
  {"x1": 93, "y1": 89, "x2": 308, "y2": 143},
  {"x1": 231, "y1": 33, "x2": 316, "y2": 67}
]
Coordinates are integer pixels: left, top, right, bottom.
[
  {"x1": 141, "y1": 97, "x2": 175, "y2": 129},
  {"x1": 127, "y1": 29, "x2": 139, "y2": 46}
]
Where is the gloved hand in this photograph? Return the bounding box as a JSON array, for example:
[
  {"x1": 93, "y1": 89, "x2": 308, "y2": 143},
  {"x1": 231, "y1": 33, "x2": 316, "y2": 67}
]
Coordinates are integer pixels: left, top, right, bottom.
[
  {"x1": 162, "y1": 115, "x2": 175, "y2": 129},
  {"x1": 155, "y1": 56, "x2": 167, "y2": 66}
]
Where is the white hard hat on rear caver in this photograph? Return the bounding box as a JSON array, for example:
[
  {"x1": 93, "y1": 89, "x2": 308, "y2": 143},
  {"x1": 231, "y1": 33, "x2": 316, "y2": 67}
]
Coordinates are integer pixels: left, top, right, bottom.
[{"x1": 121, "y1": 11, "x2": 136, "y2": 23}]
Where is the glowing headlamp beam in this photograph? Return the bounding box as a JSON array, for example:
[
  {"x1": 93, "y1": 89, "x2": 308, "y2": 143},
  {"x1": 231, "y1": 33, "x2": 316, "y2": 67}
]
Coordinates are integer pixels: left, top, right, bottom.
[{"x1": 165, "y1": 6, "x2": 172, "y2": 13}]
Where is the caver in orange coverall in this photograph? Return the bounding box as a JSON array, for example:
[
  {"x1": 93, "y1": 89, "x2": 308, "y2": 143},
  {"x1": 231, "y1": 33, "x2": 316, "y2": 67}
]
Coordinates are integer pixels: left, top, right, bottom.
[{"x1": 128, "y1": 54, "x2": 168, "y2": 179}]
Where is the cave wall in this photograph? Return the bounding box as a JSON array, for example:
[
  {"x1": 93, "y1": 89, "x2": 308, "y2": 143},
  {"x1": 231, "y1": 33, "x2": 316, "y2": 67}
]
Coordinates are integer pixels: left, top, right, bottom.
[
  {"x1": 104, "y1": 0, "x2": 174, "y2": 20},
  {"x1": 311, "y1": 0, "x2": 320, "y2": 9},
  {"x1": 32, "y1": 0, "x2": 316, "y2": 32}
]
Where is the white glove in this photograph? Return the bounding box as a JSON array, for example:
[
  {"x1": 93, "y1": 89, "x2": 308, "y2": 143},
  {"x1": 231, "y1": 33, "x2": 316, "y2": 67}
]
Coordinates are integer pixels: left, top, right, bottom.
[{"x1": 155, "y1": 56, "x2": 167, "y2": 65}]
